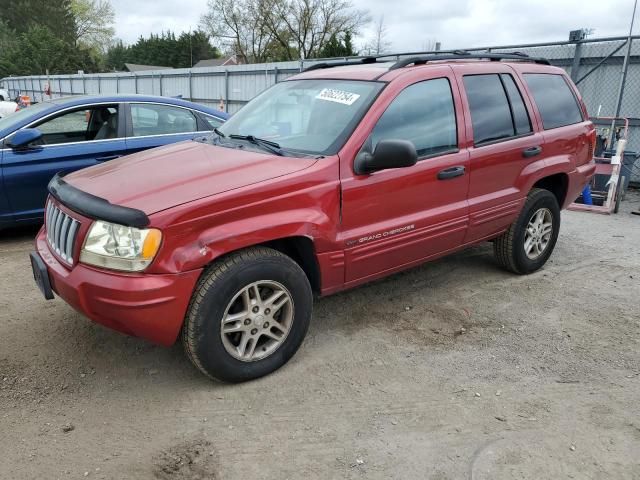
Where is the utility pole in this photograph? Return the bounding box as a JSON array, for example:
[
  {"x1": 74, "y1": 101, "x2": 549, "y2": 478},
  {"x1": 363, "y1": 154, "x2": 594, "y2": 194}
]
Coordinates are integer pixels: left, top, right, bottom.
[
  {"x1": 613, "y1": 0, "x2": 637, "y2": 118},
  {"x1": 610, "y1": 0, "x2": 637, "y2": 145}
]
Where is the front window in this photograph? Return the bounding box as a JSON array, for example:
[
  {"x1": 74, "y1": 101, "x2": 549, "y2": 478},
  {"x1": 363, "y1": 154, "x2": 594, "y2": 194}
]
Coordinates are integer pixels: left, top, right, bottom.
[
  {"x1": 33, "y1": 105, "x2": 120, "y2": 144},
  {"x1": 370, "y1": 78, "x2": 457, "y2": 158},
  {"x1": 218, "y1": 79, "x2": 384, "y2": 155}
]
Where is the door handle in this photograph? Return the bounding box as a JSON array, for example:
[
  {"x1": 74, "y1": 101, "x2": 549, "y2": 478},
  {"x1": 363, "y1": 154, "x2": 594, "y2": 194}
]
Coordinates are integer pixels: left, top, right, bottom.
[
  {"x1": 437, "y1": 166, "x2": 465, "y2": 180},
  {"x1": 95, "y1": 154, "x2": 121, "y2": 162},
  {"x1": 522, "y1": 146, "x2": 542, "y2": 158}
]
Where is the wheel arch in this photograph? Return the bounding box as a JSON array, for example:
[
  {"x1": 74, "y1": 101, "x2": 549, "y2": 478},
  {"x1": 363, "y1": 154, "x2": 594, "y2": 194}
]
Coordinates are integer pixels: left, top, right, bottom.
[
  {"x1": 190, "y1": 233, "x2": 324, "y2": 295},
  {"x1": 532, "y1": 172, "x2": 569, "y2": 208},
  {"x1": 260, "y1": 236, "x2": 321, "y2": 294}
]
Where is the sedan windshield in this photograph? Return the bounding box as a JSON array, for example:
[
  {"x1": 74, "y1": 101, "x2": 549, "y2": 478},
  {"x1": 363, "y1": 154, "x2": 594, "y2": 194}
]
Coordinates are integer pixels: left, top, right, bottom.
[
  {"x1": 0, "y1": 102, "x2": 52, "y2": 133},
  {"x1": 218, "y1": 79, "x2": 384, "y2": 155}
]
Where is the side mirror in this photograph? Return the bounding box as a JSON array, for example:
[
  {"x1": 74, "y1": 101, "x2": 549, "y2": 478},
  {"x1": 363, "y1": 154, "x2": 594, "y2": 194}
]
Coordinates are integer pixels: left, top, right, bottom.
[
  {"x1": 354, "y1": 139, "x2": 418, "y2": 175},
  {"x1": 6, "y1": 128, "x2": 43, "y2": 150}
]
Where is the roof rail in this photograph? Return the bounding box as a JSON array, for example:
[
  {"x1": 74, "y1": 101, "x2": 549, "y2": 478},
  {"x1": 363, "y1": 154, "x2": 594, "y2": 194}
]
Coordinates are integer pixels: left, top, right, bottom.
[
  {"x1": 301, "y1": 50, "x2": 550, "y2": 73},
  {"x1": 388, "y1": 51, "x2": 550, "y2": 70},
  {"x1": 302, "y1": 57, "x2": 377, "y2": 72}
]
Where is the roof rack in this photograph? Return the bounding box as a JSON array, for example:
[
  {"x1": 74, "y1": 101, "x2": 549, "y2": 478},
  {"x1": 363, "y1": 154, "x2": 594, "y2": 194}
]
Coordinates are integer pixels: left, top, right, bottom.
[
  {"x1": 303, "y1": 57, "x2": 377, "y2": 72},
  {"x1": 388, "y1": 51, "x2": 551, "y2": 70},
  {"x1": 301, "y1": 50, "x2": 550, "y2": 73}
]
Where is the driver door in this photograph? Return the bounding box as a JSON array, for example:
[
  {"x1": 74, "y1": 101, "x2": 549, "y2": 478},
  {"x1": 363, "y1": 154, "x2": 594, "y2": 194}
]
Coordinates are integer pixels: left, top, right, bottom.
[
  {"x1": 340, "y1": 76, "x2": 470, "y2": 284},
  {"x1": 2, "y1": 104, "x2": 126, "y2": 223}
]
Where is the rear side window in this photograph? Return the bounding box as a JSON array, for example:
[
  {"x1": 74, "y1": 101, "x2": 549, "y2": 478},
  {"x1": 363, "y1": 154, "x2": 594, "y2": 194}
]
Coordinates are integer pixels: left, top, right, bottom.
[
  {"x1": 203, "y1": 114, "x2": 223, "y2": 129},
  {"x1": 130, "y1": 104, "x2": 197, "y2": 137},
  {"x1": 463, "y1": 74, "x2": 515, "y2": 145},
  {"x1": 523, "y1": 74, "x2": 583, "y2": 129},
  {"x1": 370, "y1": 78, "x2": 457, "y2": 157}
]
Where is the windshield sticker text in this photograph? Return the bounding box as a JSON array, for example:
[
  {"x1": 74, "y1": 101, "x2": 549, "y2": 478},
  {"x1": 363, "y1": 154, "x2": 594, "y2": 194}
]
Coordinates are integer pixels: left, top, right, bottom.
[{"x1": 315, "y1": 88, "x2": 361, "y2": 106}]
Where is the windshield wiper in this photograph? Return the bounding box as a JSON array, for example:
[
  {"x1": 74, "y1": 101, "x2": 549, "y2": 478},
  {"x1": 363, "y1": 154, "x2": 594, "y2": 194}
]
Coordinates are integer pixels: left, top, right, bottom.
[{"x1": 228, "y1": 134, "x2": 284, "y2": 156}]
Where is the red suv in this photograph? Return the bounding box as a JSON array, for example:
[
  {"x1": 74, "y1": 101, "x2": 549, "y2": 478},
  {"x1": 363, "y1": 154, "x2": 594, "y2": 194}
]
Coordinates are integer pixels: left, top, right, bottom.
[{"x1": 31, "y1": 52, "x2": 596, "y2": 382}]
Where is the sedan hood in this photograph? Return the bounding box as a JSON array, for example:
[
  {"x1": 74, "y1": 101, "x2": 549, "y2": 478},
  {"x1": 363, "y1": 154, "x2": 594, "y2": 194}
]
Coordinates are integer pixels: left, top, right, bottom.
[{"x1": 64, "y1": 141, "x2": 317, "y2": 214}]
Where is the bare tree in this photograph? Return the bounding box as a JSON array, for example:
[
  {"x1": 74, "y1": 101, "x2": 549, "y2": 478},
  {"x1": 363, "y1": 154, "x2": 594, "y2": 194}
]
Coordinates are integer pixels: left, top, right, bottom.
[
  {"x1": 201, "y1": 0, "x2": 277, "y2": 62},
  {"x1": 372, "y1": 15, "x2": 391, "y2": 54},
  {"x1": 71, "y1": 0, "x2": 115, "y2": 51},
  {"x1": 202, "y1": 0, "x2": 370, "y2": 62}
]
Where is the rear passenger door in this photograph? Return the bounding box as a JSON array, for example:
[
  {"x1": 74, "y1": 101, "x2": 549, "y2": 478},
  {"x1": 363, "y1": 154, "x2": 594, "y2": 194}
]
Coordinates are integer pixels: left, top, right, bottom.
[
  {"x1": 124, "y1": 103, "x2": 202, "y2": 155},
  {"x1": 452, "y1": 66, "x2": 545, "y2": 243}
]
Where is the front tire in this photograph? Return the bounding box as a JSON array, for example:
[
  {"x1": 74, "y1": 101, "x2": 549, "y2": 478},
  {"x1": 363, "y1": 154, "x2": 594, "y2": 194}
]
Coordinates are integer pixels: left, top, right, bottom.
[
  {"x1": 182, "y1": 247, "x2": 313, "y2": 382},
  {"x1": 494, "y1": 188, "x2": 560, "y2": 274}
]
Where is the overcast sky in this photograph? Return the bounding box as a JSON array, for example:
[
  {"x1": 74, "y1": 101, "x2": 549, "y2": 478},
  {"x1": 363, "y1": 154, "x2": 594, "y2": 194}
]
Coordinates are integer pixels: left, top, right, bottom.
[{"x1": 110, "y1": 0, "x2": 638, "y2": 53}]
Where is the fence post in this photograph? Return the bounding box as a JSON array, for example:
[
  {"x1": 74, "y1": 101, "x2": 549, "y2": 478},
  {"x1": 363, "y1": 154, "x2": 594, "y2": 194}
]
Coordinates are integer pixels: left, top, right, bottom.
[
  {"x1": 70, "y1": 76, "x2": 74, "y2": 95},
  {"x1": 570, "y1": 40, "x2": 583, "y2": 82},
  {"x1": 58, "y1": 77, "x2": 62, "y2": 97},
  {"x1": 116, "y1": 75, "x2": 119, "y2": 94},
  {"x1": 159, "y1": 72, "x2": 163, "y2": 96},
  {"x1": 188, "y1": 70, "x2": 193, "y2": 100},
  {"x1": 224, "y1": 69, "x2": 229, "y2": 113},
  {"x1": 614, "y1": 35, "x2": 635, "y2": 118},
  {"x1": 134, "y1": 73, "x2": 138, "y2": 94},
  {"x1": 98, "y1": 75, "x2": 101, "y2": 94},
  {"x1": 274, "y1": 66, "x2": 279, "y2": 83},
  {"x1": 82, "y1": 74, "x2": 86, "y2": 94}
]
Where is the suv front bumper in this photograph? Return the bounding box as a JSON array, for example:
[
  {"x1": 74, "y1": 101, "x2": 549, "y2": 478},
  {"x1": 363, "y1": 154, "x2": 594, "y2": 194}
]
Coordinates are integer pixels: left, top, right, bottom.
[{"x1": 34, "y1": 229, "x2": 202, "y2": 346}]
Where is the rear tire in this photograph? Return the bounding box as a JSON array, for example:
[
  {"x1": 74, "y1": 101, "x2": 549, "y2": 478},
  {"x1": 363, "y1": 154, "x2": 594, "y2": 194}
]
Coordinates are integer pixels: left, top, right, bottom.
[
  {"x1": 494, "y1": 188, "x2": 560, "y2": 274},
  {"x1": 182, "y1": 247, "x2": 313, "y2": 382}
]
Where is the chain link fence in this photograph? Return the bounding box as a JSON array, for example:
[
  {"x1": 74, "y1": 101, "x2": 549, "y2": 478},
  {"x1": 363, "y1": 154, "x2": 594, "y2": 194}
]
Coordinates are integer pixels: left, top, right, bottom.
[{"x1": 2, "y1": 35, "x2": 640, "y2": 182}]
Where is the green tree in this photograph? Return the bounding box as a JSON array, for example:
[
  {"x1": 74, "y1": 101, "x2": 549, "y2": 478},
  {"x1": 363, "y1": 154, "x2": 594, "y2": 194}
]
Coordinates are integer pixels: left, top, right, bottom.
[
  {"x1": 105, "y1": 30, "x2": 220, "y2": 70},
  {"x1": 5, "y1": 25, "x2": 99, "y2": 75},
  {"x1": 0, "y1": 0, "x2": 77, "y2": 43},
  {"x1": 71, "y1": 0, "x2": 115, "y2": 51},
  {"x1": 319, "y1": 31, "x2": 357, "y2": 58}
]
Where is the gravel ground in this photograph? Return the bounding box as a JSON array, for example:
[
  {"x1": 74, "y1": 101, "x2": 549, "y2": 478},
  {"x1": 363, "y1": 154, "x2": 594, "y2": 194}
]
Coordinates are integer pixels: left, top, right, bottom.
[{"x1": 1, "y1": 192, "x2": 639, "y2": 480}]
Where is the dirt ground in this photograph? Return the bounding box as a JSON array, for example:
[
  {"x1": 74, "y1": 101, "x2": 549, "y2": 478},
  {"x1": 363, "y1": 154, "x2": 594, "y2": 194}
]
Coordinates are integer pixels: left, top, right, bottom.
[{"x1": 1, "y1": 193, "x2": 639, "y2": 480}]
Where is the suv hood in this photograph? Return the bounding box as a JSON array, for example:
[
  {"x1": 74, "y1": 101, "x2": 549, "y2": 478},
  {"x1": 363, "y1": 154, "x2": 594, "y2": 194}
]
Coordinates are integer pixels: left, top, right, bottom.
[{"x1": 65, "y1": 141, "x2": 318, "y2": 214}]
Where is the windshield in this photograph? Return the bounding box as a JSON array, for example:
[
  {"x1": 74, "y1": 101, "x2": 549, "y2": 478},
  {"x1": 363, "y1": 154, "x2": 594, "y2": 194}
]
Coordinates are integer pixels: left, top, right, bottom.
[
  {"x1": 0, "y1": 102, "x2": 52, "y2": 133},
  {"x1": 218, "y1": 79, "x2": 384, "y2": 155}
]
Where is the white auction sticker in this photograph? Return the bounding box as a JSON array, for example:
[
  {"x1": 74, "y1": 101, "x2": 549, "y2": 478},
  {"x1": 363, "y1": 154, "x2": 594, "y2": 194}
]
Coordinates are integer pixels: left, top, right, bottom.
[{"x1": 315, "y1": 88, "x2": 361, "y2": 105}]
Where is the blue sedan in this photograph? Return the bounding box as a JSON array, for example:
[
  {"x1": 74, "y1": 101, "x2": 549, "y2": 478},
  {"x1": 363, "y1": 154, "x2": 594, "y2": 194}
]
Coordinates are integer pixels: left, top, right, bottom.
[{"x1": 0, "y1": 95, "x2": 228, "y2": 229}]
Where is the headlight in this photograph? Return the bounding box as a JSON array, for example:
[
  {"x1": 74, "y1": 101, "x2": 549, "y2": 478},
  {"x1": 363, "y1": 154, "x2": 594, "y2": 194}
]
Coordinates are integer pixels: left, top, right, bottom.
[{"x1": 80, "y1": 220, "x2": 162, "y2": 272}]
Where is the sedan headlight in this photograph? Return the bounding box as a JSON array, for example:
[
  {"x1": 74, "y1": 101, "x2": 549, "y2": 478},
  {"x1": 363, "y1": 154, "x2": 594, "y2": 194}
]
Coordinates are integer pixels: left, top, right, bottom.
[{"x1": 80, "y1": 220, "x2": 162, "y2": 272}]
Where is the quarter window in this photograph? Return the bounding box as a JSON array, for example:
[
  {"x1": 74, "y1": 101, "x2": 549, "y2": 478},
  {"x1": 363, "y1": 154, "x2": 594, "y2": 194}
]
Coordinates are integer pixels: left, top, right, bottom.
[
  {"x1": 370, "y1": 78, "x2": 457, "y2": 157},
  {"x1": 523, "y1": 73, "x2": 583, "y2": 130},
  {"x1": 203, "y1": 114, "x2": 224, "y2": 129},
  {"x1": 130, "y1": 104, "x2": 198, "y2": 137}
]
